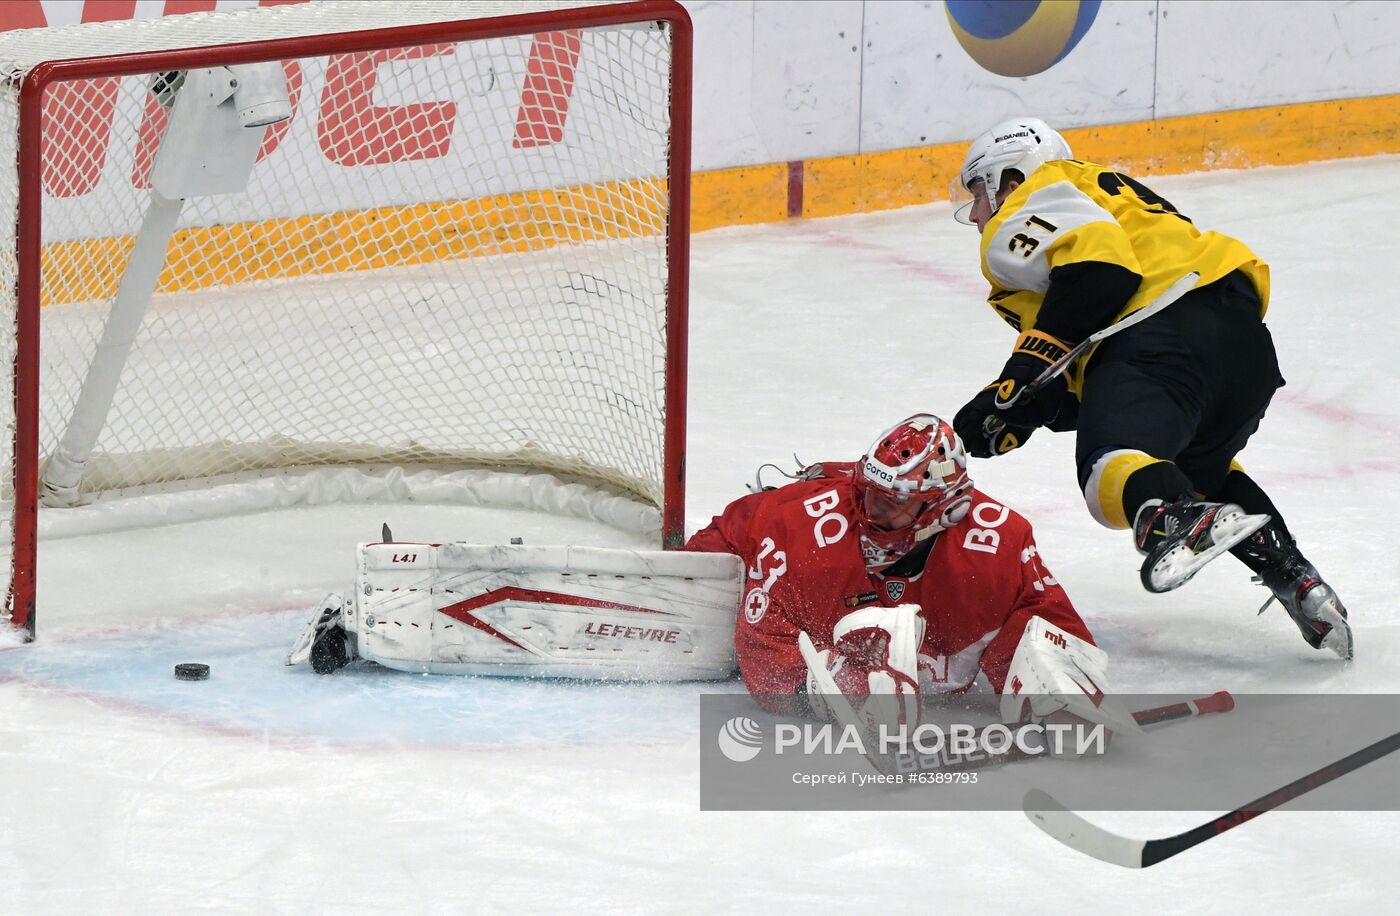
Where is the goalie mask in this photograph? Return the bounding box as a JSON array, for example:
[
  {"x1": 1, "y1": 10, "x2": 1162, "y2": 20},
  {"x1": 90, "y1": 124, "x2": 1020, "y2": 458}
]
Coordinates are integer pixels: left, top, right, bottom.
[
  {"x1": 854, "y1": 414, "x2": 973, "y2": 572},
  {"x1": 951, "y1": 116, "x2": 1071, "y2": 226}
]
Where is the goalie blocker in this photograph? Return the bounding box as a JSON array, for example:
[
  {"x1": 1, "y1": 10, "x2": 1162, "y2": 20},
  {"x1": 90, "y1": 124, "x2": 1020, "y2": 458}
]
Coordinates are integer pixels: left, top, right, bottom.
[
  {"x1": 1001, "y1": 616, "x2": 1142, "y2": 737},
  {"x1": 287, "y1": 543, "x2": 743, "y2": 680}
]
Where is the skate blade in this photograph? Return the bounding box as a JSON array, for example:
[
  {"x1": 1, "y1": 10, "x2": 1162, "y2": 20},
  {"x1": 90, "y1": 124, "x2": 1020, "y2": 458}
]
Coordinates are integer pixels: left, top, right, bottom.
[
  {"x1": 1315, "y1": 604, "x2": 1354, "y2": 661},
  {"x1": 286, "y1": 593, "x2": 344, "y2": 666},
  {"x1": 1321, "y1": 625, "x2": 1353, "y2": 661},
  {"x1": 1144, "y1": 511, "x2": 1271, "y2": 593}
]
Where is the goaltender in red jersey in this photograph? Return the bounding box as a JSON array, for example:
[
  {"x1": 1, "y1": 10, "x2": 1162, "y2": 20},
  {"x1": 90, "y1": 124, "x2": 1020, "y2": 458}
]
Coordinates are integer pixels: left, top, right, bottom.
[
  {"x1": 285, "y1": 411, "x2": 1141, "y2": 744},
  {"x1": 685, "y1": 413, "x2": 1140, "y2": 740}
]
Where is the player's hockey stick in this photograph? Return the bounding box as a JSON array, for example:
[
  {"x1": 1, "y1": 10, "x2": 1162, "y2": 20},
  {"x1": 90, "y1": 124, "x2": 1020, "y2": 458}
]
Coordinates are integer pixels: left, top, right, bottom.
[
  {"x1": 997, "y1": 271, "x2": 1201, "y2": 410},
  {"x1": 1023, "y1": 726, "x2": 1400, "y2": 868}
]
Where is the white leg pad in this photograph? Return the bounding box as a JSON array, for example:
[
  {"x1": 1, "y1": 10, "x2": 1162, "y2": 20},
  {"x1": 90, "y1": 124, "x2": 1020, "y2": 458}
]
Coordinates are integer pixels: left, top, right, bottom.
[
  {"x1": 357, "y1": 589, "x2": 435, "y2": 668},
  {"x1": 348, "y1": 543, "x2": 744, "y2": 680}
]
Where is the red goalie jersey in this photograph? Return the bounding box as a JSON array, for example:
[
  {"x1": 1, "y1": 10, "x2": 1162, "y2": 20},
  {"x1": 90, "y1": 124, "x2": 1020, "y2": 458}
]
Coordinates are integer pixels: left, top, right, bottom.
[{"x1": 686, "y1": 466, "x2": 1094, "y2": 710}]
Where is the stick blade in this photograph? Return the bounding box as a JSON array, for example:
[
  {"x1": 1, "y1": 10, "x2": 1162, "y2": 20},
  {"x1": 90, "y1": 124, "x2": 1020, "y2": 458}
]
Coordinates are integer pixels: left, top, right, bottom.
[{"x1": 1022, "y1": 789, "x2": 1147, "y2": 869}]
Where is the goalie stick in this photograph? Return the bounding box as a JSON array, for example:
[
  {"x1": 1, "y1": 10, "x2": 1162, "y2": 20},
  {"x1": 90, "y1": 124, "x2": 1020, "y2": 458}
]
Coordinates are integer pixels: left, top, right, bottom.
[
  {"x1": 994, "y1": 271, "x2": 1201, "y2": 413},
  {"x1": 924, "y1": 691, "x2": 1234, "y2": 776},
  {"x1": 842, "y1": 690, "x2": 1233, "y2": 778},
  {"x1": 1023, "y1": 726, "x2": 1400, "y2": 868}
]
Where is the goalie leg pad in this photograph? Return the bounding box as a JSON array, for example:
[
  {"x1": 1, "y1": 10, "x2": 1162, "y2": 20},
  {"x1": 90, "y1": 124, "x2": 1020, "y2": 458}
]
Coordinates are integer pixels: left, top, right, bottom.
[
  {"x1": 356, "y1": 589, "x2": 437, "y2": 673},
  {"x1": 351, "y1": 543, "x2": 743, "y2": 680}
]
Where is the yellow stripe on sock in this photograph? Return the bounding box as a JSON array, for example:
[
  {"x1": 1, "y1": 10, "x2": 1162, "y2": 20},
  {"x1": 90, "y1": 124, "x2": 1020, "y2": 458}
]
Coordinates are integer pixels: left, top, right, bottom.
[{"x1": 1085, "y1": 450, "x2": 1166, "y2": 529}]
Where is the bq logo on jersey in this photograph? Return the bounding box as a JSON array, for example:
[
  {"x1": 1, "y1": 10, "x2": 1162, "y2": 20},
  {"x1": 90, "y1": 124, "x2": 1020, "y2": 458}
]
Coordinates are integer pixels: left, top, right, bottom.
[{"x1": 945, "y1": 0, "x2": 1100, "y2": 78}]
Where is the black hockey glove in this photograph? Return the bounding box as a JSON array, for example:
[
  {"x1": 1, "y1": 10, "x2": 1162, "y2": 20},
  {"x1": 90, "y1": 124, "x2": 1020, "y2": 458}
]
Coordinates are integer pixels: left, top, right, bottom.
[
  {"x1": 953, "y1": 390, "x2": 1037, "y2": 458},
  {"x1": 952, "y1": 330, "x2": 1076, "y2": 458}
]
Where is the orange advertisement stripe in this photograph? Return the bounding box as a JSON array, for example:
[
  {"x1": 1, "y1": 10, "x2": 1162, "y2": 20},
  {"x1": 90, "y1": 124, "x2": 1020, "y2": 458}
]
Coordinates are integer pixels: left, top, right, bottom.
[
  {"x1": 690, "y1": 161, "x2": 788, "y2": 231},
  {"x1": 41, "y1": 178, "x2": 669, "y2": 307},
  {"x1": 799, "y1": 93, "x2": 1400, "y2": 219}
]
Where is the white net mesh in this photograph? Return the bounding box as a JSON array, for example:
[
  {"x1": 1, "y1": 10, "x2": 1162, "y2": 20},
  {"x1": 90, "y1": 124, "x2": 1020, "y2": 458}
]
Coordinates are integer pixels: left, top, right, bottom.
[{"x1": 0, "y1": 0, "x2": 679, "y2": 558}]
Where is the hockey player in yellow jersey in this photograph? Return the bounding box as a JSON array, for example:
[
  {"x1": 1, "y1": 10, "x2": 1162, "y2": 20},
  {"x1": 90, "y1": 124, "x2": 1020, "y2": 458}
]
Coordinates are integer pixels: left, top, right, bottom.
[{"x1": 949, "y1": 117, "x2": 1352, "y2": 659}]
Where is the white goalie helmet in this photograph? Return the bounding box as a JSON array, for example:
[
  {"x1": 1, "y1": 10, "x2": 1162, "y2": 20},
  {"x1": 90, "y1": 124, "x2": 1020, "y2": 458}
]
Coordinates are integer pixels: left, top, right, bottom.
[
  {"x1": 952, "y1": 116, "x2": 1072, "y2": 225},
  {"x1": 853, "y1": 414, "x2": 973, "y2": 572}
]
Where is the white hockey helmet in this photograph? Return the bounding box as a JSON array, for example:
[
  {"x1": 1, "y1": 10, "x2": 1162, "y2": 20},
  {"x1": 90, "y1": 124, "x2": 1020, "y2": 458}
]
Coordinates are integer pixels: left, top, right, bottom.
[{"x1": 952, "y1": 116, "x2": 1071, "y2": 225}]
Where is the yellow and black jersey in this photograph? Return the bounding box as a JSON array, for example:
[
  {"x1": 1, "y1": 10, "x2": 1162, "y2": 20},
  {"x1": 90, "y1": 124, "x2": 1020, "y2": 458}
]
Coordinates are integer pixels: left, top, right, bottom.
[{"x1": 978, "y1": 159, "x2": 1270, "y2": 384}]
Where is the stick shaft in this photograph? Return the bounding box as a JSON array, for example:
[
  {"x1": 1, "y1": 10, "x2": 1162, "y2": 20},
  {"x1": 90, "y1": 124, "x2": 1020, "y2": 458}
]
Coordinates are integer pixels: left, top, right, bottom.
[
  {"x1": 1141, "y1": 728, "x2": 1400, "y2": 866},
  {"x1": 1004, "y1": 271, "x2": 1200, "y2": 408},
  {"x1": 895, "y1": 692, "x2": 1232, "y2": 776}
]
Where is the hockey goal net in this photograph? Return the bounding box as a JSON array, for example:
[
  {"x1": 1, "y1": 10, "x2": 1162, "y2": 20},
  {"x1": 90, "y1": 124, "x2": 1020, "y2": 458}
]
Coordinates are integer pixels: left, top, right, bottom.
[{"x1": 0, "y1": 0, "x2": 692, "y2": 637}]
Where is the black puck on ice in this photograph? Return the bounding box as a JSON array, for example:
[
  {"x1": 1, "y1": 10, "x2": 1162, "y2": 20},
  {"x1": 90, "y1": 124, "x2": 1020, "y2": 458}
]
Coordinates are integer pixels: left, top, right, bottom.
[{"x1": 174, "y1": 663, "x2": 210, "y2": 681}]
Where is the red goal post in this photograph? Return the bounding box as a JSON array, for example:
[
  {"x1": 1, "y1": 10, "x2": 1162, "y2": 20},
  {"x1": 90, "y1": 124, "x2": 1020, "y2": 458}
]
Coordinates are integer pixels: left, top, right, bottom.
[{"x1": 2, "y1": 0, "x2": 693, "y2": 639}]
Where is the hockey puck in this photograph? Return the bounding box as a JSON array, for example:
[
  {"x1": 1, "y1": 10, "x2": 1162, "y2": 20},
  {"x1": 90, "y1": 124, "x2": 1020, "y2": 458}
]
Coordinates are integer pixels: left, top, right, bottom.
[{"x1": 174, "y1": 663, "x2": 210, "y2": 681}]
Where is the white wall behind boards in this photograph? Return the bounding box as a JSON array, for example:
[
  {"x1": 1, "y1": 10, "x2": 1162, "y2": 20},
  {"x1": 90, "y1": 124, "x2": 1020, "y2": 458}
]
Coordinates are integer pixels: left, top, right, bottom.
[
  {"x1": 9, "y1": 0, "x2": 1400, "y2": 174},
  {"x1": 855, "y1": 0, "x2": 1156, "y2": 158},
  {"x1": 1154, "y1": 1, "x2": 1400, "y2": 117},
  {"x1": 686, "y1": 1, "x2": 866, "y2": 167},
  {"x1": 681, "y1": 0, "x2": 1400, "y2": 170}
]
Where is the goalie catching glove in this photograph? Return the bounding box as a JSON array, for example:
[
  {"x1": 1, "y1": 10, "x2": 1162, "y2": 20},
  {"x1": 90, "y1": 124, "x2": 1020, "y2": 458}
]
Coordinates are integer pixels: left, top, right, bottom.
[
  {"x1": 798, "y1": 604, "x2": 925, "y2": 737},
  {"x1": 1000, "y1": 616, "x2": 1141, "y2": 754}
]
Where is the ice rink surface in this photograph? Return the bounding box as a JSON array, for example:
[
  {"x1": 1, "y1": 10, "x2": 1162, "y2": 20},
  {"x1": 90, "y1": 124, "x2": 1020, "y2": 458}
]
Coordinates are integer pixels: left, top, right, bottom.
[{"x1": 3, "y1": 156, "x2": 1400, "y2": 912}]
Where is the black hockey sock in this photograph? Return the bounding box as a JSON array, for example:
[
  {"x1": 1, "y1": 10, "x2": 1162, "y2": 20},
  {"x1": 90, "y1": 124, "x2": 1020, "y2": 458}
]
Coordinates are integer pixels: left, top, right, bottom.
[
  {"x1": 1210, "y1": 470, "x2": 1297, "y2": 574},
  {"x1": 1209, "y1": 469, "x2": 1291, "y2": 533},
  {"x1": 1121, "y1": 459, "x2": 1195, "y2": 527}
]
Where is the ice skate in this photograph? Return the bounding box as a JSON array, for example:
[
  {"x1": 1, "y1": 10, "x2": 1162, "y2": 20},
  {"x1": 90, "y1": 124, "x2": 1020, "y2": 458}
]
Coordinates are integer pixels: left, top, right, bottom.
[
  {"x1": 286, "y1": 593, "x2": 354, "y2": 674},
  {"x1": 1256, "y1": 551, "x2": 1353, "y2": 660},
  {"x1": 1134, "y1": 499, "x2": 1270, "y2": 593}
]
